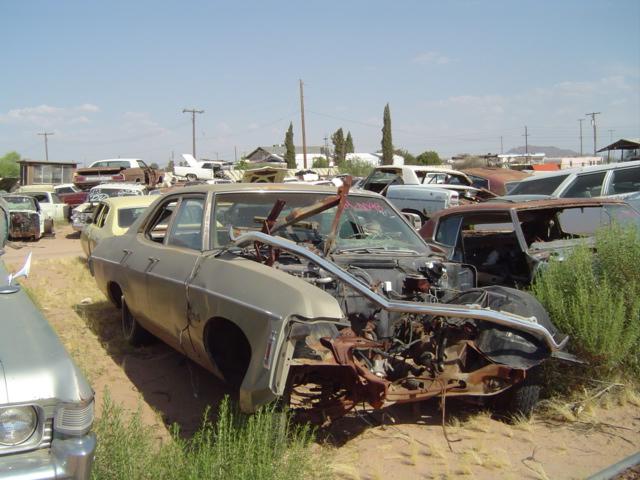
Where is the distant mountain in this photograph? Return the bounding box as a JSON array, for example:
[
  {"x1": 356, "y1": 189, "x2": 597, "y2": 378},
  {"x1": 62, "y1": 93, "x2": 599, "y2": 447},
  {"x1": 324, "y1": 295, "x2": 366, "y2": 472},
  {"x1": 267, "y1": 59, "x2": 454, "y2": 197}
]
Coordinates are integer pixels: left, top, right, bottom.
[{"x1": 506, "y1": 145, "x2": 579, "y2": 157}]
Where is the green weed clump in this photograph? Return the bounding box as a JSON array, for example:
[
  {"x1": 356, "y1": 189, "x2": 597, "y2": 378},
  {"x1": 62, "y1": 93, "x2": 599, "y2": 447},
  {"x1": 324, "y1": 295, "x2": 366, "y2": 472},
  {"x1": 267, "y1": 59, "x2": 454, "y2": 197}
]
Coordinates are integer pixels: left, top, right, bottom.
[
  {"x1": 91, "y1": 394, "x2": 320, "y2": 480},
  {"x1": 531, "y1": 224, "x2": 640, "y2": 375}
]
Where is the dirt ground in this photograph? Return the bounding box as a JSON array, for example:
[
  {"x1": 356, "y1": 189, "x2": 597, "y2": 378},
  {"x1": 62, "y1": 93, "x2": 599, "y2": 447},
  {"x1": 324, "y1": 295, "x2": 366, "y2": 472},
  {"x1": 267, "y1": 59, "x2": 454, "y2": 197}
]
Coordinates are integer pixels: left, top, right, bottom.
[{"x1": 4, "y1": 229, "x2": 639, "y2": 479}]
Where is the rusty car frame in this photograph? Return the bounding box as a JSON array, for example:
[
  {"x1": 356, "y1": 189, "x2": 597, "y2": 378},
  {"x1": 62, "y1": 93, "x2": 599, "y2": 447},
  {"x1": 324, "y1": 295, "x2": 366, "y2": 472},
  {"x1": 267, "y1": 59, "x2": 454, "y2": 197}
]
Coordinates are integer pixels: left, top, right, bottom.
[
  {"x1": 89, "y1": 182, "x2": 567, "y2": 424},
  {"x1": 419, "y1": 197, "x2": 640, "y2": 287}
]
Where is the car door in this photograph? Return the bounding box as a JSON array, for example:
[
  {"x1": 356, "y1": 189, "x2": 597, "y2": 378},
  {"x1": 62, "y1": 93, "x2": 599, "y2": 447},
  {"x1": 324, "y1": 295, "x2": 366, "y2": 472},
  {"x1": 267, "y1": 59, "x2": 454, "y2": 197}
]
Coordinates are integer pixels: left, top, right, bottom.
[
  {"x1": 119, "y1": 197, "x2": 178, "y2": 325},
  {"x1": 142, "y1": 194, "x2": 207, "y2": 349},
  {"x1": 50, "y1": 193, "x2": 68, "y2": 221},
  {"x1": 88, "y1": 204, "x2": 109, "y2": 255}
]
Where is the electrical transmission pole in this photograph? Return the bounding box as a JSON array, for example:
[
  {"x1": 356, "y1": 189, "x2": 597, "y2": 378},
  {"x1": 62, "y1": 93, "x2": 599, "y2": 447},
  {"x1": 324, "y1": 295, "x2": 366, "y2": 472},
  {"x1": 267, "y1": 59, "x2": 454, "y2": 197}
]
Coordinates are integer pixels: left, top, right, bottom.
[
  {"x1": 523, "y1": 126, "x2": 529, "y2": 163},
  {"x1": 578, "y1": 119, "x2": 584, "y2": 156},
  {"x1": 500, "y1": 136, "x2": 503, "y2": 154},
  {"x1": 585, "y1": 112, "x2": 601, "y2": 155},
  {"x1": 182, "y1": 108, "x2": 204, "y2": 158},
  {"x1": 37, "y1": 132, "x2": 54, "y2": 162},
  {"x1": 299, "y1": 79, "x2": 308, "y2": 169},
  {"x1": 608, "y1": 129, "x2": 615, "y2": 143}
]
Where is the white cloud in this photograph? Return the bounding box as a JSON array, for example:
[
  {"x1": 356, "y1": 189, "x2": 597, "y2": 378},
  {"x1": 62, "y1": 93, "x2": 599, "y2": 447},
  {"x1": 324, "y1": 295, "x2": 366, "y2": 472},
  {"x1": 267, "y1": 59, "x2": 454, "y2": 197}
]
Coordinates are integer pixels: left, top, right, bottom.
[
  {"x1": 0, "y1": 103, "x2": 100, "y2": 127},
  {"x1": 411, "y1": 51, "x2": 452, "y2": 65}
]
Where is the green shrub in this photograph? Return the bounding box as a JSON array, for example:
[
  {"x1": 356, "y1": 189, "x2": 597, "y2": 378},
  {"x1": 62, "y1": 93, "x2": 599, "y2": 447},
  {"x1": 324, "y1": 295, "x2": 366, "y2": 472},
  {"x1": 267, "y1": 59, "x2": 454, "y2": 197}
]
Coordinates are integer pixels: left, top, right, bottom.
[
  {"x1": 338, "y1": 159, "x2": 373, "y2": 177},
  {"x1": 92, "y1": 394, "x2": 320, "y2": 480},
  {"x1": 531, "y1": 225, "x2": 640, "y2": 375}
]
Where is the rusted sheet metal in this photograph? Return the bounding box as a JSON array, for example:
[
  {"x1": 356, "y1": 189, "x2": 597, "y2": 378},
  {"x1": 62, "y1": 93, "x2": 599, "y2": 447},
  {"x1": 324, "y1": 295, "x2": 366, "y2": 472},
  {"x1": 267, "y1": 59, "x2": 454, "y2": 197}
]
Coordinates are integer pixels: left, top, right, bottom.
[
  {"x1": 9, "y1": 212, "x2": 40, "y2": 239},
  {"x1": 427, "y1": 197, "x2": 629, "y2": 221}
]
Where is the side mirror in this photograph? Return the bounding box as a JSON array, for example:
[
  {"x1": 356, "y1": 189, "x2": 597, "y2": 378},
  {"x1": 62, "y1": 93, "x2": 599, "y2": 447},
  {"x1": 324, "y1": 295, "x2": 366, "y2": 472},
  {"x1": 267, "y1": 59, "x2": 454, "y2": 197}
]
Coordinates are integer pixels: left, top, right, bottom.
[
  {"x1": 0, "y1": 252, "x2": 32, "y2": 294},
  {"x1": 402, "y1": 212, "x2": 423, "y2": 229}
]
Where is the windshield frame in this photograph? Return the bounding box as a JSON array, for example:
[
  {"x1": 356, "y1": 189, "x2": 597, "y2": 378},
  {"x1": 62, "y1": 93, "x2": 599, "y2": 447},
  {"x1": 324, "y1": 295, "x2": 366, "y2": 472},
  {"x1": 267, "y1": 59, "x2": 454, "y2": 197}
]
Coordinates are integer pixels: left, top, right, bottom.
[{"x1": 209, "y1": 190, "x2": 431, "y2": 255}]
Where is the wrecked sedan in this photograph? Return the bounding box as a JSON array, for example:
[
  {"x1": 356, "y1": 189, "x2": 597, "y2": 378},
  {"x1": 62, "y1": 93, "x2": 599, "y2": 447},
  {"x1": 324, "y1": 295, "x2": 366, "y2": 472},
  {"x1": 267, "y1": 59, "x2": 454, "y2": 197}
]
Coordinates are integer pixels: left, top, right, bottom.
[
  {"x1": 89, "y1": 183, "x2": 567, "y2": 422},
  {"x1": 419, "y1": 197, "x2": 640, "y2": 287}
]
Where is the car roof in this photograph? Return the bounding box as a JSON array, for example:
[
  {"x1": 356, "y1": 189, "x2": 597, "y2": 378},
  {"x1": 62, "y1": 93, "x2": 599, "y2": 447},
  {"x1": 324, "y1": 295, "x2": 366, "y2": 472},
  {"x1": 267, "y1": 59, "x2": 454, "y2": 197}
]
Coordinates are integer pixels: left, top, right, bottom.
[
  {"x1": 91, "y1": 158, "x2": 141, "y2": 162},
  {"x1": 101, "y1": 196, "x2": 157, "y2": 208},
  {"x1": 90, "y1": 182, "x2": 147, "y2": 190},
  {"x1": 462, "y1": 167, "x2": 531, "y2": 181},
  {"x1": 17, "y1": 184, "x2": 55, "y2": 192},
  {"x1": 166, "y1": 182, "x2": 378, "y2": 196},
  {"x1": 517, "y1": 159, "x2": 640, "y2": 182},
  {"x1": 428, "y1": 197, "x2": 630, "y2": 219}
]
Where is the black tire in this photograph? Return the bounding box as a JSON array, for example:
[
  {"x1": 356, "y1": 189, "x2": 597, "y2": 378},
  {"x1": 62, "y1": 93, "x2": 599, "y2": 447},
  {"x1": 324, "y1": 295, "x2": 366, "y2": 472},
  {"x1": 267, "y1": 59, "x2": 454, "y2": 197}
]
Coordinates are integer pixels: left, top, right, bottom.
[
  {"x1": 495, "y1": 367, "x2": 542, "y2": 419},
  {"x1": 121, "y1": 297, "x2": 151, "y2": 346},
  {"x1": 186, "y1": 174, "x2": 197, "y2": 182}
]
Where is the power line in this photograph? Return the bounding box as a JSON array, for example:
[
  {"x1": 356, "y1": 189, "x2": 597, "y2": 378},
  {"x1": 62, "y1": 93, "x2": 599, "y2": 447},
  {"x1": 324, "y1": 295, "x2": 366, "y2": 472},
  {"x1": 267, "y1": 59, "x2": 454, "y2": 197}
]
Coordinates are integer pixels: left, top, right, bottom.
[
  {"x1": 37, "y1": 132, "x2": 54, "y2": 162},
  {"x1": 183, "y1": 108, "x2": 204, "y2": 158}
]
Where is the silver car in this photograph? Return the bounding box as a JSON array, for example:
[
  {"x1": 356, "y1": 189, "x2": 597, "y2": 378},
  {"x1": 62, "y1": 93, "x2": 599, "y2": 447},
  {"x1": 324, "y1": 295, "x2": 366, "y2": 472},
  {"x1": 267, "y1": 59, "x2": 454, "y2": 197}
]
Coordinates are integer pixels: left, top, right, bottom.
[{"x1": 0, "y1": 198, "x2": 96, "y2": 479}]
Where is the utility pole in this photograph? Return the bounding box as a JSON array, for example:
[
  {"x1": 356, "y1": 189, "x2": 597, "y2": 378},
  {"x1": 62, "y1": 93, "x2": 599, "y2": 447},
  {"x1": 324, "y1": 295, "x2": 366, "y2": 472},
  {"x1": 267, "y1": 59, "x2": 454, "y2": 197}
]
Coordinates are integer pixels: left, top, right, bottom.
[
  {"x1": 608, "y1": 129, "x2": 615, "y2": 143},
  {"x1": 585, "y1": 112, "x2": 601, "y2": 155},
  {"x1": 37, "y1": 132, "x2": 54, "y2": 162},
  {"x1": 182, "y1": 108, "x2": 204, "y2": 158},
  {"x1": 500, "y1": 136, "x2": 503, "y2": 154},
  {"x1": 523, "y1": 126, "x2": 529, "y2": 163},
  {"x1": 578, "y1": 119, "x2": 584, "y2": 156},
  {"x1": 299, "y1": 79, "x2": 308, "y2": 168},
  {"x1": 323, "y1": 134, "x2": 330, "y2": 161},
  {"x1": 234, "y1": 145, "x2": 238, "y2": 162}
]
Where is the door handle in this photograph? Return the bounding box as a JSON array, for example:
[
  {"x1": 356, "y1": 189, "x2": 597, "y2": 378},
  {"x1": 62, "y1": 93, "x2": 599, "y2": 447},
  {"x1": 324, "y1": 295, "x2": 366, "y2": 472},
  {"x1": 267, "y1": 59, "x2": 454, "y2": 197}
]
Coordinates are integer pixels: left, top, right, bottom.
[
  {"x1": 146, "y1": 257, "x2": 160, "y2": 272},
  {"x1": 120, "y1": 249, "x2": 133, "y2": 263}
]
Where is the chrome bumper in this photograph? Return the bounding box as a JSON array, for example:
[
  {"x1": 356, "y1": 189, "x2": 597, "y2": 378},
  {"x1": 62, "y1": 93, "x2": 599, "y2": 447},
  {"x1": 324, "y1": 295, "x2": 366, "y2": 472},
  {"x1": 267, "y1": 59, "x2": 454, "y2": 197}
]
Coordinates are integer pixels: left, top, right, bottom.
[{"x1": 0, "y1": 433, "x2": 96, "y2": 480}]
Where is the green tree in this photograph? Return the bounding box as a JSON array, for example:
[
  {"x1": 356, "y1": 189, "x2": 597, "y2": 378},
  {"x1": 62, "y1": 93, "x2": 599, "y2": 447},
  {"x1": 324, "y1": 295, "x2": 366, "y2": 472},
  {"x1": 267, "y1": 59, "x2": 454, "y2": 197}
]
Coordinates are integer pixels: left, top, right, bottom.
[
  {"x1": 331, "y1": 128, "x2": 346, "y2": 166},
  {"x1": 284, "y1": 122, "x2": 296, "y2": 169},
  {"x1": 0, "y1": 151, "x2": 20, "y2": 178},
  {"x1": 150, "y1": 162, "x2": 160, "y2": 169},
  {"x1": 415, "y1": 150, "x2": 442, "y2": 165},
  {"x1": 394, "y1": 148, "x2": 416, "y2": 164},
  {"x1": 167, "y1": 160, "x2": 175, "y2": 172},
  {"x1": 345, "y1": 131, "x2": 355, "y2": 154},
  {"x1": 381, "y1": 103, "x2": 393, "y2": 165}
]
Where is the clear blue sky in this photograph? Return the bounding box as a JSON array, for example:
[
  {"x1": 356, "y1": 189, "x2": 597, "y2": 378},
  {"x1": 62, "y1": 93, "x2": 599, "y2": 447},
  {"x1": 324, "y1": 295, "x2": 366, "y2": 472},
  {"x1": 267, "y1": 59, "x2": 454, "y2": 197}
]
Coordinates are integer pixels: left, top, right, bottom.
[{"x1": 1, "y1": 0, "x2": 639, "y2": 164}]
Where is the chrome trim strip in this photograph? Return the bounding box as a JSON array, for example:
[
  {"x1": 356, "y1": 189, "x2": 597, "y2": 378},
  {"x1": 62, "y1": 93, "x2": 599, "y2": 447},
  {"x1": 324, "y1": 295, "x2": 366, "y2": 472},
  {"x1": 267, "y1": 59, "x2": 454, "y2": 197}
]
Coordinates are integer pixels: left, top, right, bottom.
[{"x1": 233, "y1": 231, "x2": 567, "y2": 352}]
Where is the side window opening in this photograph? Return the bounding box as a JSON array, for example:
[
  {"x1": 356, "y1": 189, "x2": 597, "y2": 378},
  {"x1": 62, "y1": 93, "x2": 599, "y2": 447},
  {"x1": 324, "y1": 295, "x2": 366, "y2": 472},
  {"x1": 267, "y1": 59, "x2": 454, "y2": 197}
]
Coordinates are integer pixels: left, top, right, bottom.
[
  {"x1": 166, "y1": 197, "x2": 205, "y2": 250},
  {"x1": 562, "y1": 172, "x2": 607, "y2": 198},
  {"x1": 609, "y1": 167, "x2": 640, "y2": 195},
  {"x1": 147, "y1": 199, "x2": 178, "y2": 243},
  {"x1": 96, "y1": 205, "x2": 109, "y2": 228}
]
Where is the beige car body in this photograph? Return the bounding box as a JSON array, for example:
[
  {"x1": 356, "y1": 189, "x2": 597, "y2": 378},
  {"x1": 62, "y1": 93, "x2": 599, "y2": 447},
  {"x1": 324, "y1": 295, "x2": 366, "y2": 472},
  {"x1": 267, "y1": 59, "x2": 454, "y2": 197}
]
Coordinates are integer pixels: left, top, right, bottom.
[{"x1": 80, "y1": 196, "x2": 156, "y2": 258}]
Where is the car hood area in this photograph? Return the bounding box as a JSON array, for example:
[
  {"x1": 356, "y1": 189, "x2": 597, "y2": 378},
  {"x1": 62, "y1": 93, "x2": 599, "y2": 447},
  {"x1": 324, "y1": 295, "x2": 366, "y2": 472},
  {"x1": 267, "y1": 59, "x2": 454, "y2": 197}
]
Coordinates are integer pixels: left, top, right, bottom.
[{"x1": 0, "y1": 262, "x2": 93, "y2": 405}]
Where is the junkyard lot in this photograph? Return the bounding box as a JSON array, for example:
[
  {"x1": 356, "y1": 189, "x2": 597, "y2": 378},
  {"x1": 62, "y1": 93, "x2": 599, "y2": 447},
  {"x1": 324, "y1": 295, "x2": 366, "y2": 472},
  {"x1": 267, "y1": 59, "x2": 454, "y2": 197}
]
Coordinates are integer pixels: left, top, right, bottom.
[{"x1": 7, "y1": 229, "x2": 640, "y2": 479}]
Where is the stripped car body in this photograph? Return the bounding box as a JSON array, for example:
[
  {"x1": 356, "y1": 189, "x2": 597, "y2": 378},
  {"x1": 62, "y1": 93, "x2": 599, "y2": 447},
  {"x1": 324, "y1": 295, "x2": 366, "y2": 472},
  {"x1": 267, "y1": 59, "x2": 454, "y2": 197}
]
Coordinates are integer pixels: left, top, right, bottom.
[
  {"x1": 90, "y1": 183, "x2": 566, "y2": 422},
  {"x1": 0, "y1": 194, "x2": 47, "y2": 240},
  {"x1": 419, "y1": 197, "x2": 640, "y2": 287}
]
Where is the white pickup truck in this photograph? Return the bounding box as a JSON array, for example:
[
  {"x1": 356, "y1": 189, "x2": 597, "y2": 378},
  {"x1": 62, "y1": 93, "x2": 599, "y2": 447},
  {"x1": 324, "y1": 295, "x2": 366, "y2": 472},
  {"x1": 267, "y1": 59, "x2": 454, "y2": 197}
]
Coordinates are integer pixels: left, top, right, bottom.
[
  {"x1": 360, "y1": 165, "x2": 495, "y2": 224},
  {"x1": 173, "y1": 154, "x2": 227, "y2": 181}
]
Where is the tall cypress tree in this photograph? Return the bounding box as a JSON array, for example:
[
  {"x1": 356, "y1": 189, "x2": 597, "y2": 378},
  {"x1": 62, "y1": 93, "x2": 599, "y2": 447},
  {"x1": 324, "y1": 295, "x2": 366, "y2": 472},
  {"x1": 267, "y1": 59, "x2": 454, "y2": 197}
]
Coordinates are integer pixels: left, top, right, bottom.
[
  {"x1": 284, "y1": 122, "x2": 296, "y2": 169},
  {"x1": 381, "y1": 103, "x2": 393, "y2": 165},
  {"x1": 345, "y1": 131, "x2": 355, "y2": 154},
  {"x1": 331, "y1": 128, "x2": 346, "y2": 165}
]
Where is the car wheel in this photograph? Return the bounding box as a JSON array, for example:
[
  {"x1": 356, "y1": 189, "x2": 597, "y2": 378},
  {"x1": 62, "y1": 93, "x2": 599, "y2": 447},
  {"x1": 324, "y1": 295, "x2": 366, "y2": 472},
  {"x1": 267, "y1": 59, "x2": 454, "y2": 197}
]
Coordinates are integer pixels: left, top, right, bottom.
[
  {"x1": 121, "y1": 297, "x2": 151, "y2": 346},
  {"x1": 186, "y1": 174, "x2": 197, "y2": 182},
  {"x1": 494, "y1": 367, "x2": 542, "y2": 419}
]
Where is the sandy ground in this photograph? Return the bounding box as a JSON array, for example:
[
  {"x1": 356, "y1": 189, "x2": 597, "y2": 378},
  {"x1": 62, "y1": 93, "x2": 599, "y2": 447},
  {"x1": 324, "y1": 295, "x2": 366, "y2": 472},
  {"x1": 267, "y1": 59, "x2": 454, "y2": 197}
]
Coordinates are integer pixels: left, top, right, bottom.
[{"x1": 4, "y1": 230, "x2": 639, "y2": 479}]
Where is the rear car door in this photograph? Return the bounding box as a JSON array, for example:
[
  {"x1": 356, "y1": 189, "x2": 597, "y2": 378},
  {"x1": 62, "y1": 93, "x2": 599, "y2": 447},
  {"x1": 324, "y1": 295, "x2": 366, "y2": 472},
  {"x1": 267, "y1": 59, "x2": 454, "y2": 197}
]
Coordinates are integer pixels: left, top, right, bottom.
[{"x1": 143, "y1": 194, "x2": 207, "y2": 349}]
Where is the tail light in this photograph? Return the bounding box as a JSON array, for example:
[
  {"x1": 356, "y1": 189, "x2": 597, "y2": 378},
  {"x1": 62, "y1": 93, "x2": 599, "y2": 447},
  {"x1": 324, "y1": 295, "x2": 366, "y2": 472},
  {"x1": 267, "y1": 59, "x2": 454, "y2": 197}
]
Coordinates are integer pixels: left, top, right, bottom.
[
  {"x1": 75, "y1": 175, "x2": 86, "y2": 182},
  {"x1": 111, "y1": 174, "x2": 125, "y2": 181}
]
